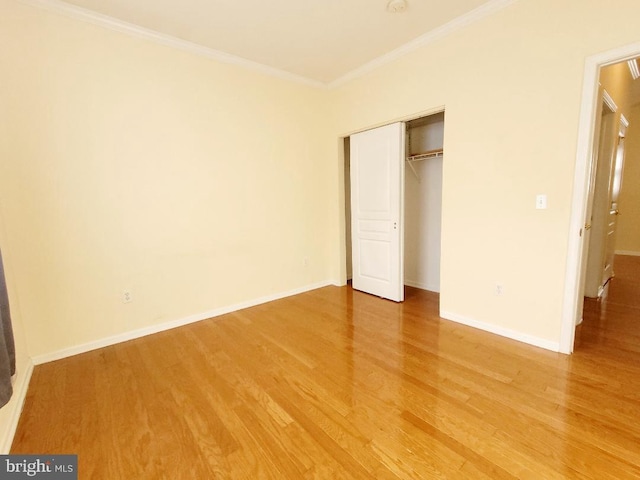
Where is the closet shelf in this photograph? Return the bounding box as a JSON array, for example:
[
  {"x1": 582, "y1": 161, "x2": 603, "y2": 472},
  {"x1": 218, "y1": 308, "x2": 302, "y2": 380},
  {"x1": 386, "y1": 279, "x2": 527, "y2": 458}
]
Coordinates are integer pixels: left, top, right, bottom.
[
  {"x1": 406, "y1": 148, "x2": 444, "y2": 162},
  {"x1": 406, "y1": 149, "x2": 443, "y2": 182}
]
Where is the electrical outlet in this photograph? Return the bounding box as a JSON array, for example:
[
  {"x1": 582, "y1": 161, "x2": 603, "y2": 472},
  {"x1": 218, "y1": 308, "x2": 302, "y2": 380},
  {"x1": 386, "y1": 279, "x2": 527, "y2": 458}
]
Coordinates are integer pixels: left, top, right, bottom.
[
  {"x1": 303, "y1": 257, "x2": 309, "y2": 268},
  {"x1": 122, "y1": 290, "x2": 132, "y2": 303},
  {"x1": 495, "y1": 284, "x2": 504, "y2": 296}
]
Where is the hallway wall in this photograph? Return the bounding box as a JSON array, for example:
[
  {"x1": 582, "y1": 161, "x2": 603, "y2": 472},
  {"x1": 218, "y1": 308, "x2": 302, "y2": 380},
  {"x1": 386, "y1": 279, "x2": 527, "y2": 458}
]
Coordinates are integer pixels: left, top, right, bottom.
[{"x1": 617, "y1": 103, "x2": 640, "y2": 255}]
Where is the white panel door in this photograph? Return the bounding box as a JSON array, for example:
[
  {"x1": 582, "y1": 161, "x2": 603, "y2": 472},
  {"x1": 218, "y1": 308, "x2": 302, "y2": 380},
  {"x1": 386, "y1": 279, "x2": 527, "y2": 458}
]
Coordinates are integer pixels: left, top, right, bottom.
[
  {"x1": 603, "y1": 127, "x2": 626, "y2": 284},
  {"x1": 585, "y1": 91, "x2": 617, "y2": 298},
  {"x1": 578, "y1": 89, "x2": 606, "y2": 308},
  {"x1": 350, "y1": 122, "x2": 404, "y2": 302}
]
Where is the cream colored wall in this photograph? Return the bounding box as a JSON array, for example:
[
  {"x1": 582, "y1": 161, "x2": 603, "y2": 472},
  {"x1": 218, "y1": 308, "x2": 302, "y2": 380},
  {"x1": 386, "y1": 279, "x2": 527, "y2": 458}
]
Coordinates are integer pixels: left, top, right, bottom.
[
  {"x1": 329, "y1": 0, "x2": 640, "y2": 346},
  {"x1": 617, "y1": 103, "x2": 640, "y2": 254},
  {"x1": 0, "y1": 0, "x2": 333, "y2": 358},
  {"x1": 0, "y1": 37, "x2": 34, "y2": 452}
]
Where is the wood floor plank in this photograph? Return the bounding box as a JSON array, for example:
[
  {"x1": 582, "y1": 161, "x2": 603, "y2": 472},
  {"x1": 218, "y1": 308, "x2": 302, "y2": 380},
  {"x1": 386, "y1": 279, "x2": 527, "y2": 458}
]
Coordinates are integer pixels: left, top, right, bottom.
[{"x1": 11, "y1": 255, "x2": 640, "y2": 478}]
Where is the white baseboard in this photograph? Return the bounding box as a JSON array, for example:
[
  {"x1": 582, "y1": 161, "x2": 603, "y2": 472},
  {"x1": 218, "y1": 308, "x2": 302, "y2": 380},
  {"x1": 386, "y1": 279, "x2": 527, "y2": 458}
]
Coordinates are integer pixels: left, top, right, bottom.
[
  {"x1": 439, "y1": 310, "x2": 560, "y2": 352},
  {"x1": 615, "y1": 250, "x2": 640, "y2": 257},
  {"x1": 32, "y1": 281, "x2": 333, "y2": 365},
  {"x1": 404, "y1": 279, "x2": 440, "y2": 293},
  {"x1": 0, "y1": 358, "x2": 34, "y2": 453}
]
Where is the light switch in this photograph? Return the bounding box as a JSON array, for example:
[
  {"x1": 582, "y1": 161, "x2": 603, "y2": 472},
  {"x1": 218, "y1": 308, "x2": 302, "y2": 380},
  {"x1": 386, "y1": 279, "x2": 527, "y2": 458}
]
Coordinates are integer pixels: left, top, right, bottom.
[{"x1": 536, "y1": 194, "x2": 547, "y2": 210}]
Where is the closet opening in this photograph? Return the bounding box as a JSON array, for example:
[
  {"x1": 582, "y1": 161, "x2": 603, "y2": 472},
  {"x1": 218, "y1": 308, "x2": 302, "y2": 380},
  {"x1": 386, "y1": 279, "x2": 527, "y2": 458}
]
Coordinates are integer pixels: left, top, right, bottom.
[
  {"x1": 404, "y1": 112, "x2": 444, "y2": 293},
  {"x1": 343, "y1": 110, "x2": 445, "y2": 298}
]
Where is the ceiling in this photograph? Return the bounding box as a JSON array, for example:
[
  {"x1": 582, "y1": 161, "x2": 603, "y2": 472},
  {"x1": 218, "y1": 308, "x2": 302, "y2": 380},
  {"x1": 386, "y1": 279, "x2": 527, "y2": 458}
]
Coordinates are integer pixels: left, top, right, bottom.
[{"x1": 54, "y1": 0, "x2": 497, "y2": 85}]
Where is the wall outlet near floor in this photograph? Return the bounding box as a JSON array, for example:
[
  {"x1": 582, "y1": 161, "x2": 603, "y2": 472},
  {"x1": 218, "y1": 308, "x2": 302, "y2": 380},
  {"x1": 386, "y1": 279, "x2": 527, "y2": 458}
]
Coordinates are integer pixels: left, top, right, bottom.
[
  {"x1": 122, "y1": 290, "x2": 132, "y2": 303},
  {"x1": 495, "y1": 284, "x2": 504, "y2": 296},
  {"x1": 302, "y1": 256, "x2": 309, "y2": 268}
]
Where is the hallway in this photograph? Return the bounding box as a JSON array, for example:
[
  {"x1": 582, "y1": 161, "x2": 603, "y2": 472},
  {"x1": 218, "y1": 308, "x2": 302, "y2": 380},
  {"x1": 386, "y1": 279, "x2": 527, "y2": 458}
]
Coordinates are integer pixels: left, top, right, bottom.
[{"x1": 577, "y1": 254, "x2": 640, "y2": 355}]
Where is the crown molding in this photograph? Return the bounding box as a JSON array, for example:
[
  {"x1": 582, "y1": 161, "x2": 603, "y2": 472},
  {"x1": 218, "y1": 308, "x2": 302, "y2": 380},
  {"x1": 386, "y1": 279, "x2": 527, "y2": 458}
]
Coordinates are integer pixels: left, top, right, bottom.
[
  {"x1": 620, "y1": 113, "x2": 629, "y2": 128},
  {"x1": 16, "y1": 0, "x2": 326, "y2": 89},
  {"x1": 328, "y1": 0, "x2": 520, "y2": 88},
  {"x1": 628, "y1": 58, "x2": 640, "y2": 80},
  {"x1": 17, "y1": 0, "x2": 519, "y2": 90},
  {"x1": 602, "y1": 89, "x2": 618, "y2": 113}
]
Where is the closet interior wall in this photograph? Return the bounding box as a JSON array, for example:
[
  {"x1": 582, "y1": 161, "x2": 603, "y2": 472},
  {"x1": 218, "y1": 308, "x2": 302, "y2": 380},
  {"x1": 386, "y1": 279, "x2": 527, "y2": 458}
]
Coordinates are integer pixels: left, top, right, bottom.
[{"x1": 405, "y1": 112, "x2": 444, "y2": 292}]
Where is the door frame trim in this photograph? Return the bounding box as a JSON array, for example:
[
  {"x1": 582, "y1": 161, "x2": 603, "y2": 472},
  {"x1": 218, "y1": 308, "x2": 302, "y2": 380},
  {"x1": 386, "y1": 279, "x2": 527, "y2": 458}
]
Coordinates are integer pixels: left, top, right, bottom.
[{"x1": 560, "y1": 41, "x2": 640, "y2": 354}]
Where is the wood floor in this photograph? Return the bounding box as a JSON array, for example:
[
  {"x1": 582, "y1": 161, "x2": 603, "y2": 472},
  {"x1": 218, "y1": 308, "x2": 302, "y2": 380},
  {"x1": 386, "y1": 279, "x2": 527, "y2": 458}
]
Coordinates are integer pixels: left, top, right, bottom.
[{"x1": 11, "y1": 256, "x2": 640, "y2": 479}]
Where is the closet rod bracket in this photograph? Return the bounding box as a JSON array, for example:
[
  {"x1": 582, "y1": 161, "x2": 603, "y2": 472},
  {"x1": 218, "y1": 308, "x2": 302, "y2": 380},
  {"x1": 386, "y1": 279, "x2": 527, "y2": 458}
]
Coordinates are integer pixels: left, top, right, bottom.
[{"x1": 405, "y1": 149, "x2": 443, "y2": 182}]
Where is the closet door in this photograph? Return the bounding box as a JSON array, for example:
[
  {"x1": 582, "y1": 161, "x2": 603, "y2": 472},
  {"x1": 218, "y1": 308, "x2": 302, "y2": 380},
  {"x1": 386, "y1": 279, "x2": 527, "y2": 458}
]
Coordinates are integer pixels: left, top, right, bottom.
[{"x1": 350, "y1": 122, "x2": 405, "y2": 302}]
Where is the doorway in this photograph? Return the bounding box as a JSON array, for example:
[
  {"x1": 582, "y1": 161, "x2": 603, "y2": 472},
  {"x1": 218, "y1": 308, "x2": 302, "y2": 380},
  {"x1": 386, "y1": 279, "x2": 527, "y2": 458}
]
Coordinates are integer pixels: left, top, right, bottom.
[{"x1": 561, "y1": 45, "x2": 640, "y2": 353}]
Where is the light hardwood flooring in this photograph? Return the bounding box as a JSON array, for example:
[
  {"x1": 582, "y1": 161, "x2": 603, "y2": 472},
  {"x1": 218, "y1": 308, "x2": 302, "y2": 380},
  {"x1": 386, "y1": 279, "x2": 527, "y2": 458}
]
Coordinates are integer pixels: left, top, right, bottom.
[{"x1": 11, "y1": 256, "x2": 640, "y2": 479}]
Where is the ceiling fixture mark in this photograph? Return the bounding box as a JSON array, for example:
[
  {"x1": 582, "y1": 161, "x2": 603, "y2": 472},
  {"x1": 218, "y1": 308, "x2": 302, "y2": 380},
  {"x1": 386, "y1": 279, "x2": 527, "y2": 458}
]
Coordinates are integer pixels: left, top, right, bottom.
[{"x1": 387, "y1": 0, "x2": 408, "y2": 14}]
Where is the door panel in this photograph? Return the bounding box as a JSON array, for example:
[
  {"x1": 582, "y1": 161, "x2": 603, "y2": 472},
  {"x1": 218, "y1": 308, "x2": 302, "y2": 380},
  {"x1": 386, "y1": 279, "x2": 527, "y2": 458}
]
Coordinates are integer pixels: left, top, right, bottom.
[
  {"x1": 350, "y1": 122, "x2": 405, "y2": 302},
  {"x1": 577, "y1": 88, "x2": 606, "y2": 319},
  {"x1": 603, "y1": 129, "x2": 626, "y2": 284},
  {"x1": 359, "y1": 239, "x2": 391, "y2": 281},
  {"x1": 585, "y1": 91, "x2": 617, "y2": 298}
]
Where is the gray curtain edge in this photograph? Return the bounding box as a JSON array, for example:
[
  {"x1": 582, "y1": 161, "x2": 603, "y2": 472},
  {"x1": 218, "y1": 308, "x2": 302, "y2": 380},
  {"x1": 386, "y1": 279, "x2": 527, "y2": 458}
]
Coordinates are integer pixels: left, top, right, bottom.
[{"x1": 0, "y1": 249, "x2": 16, "y2": 408}]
